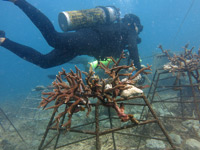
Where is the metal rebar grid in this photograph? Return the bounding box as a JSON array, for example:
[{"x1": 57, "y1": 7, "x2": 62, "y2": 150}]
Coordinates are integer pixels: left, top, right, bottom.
[
  {"x1": 137, "y1": 67, "x2": 200, "y2": 150},
  {"x1": 0, "y1": 107, "x2": 25, "y2": 142},
  {"x1": 38, "y1": 95, "x2": 175, "y2": 150},
  {"x1": 16, "y1": 90, "x2": 50, "y2": 121},
  {"x1": 146, "y1": 68, "x2": 200, "y2": 121}
]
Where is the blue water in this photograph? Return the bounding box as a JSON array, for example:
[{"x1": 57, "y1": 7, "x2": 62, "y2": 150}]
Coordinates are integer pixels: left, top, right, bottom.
[{"x1": 0, "y1": 0, "x2": 200, "y2": 102}]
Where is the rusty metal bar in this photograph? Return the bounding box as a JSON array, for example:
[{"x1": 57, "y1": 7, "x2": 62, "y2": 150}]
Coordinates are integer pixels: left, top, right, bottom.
[
  {"x1": 49, "y1": 117, "x2": 108, "y2": 131},
  {"x1": 41, "y1": 133, "x2": 58, "y2": 150},
  {"x1": 115, "y1": 132, "x2": 167, "y2": 141},
  {"x1": 155, "y1": 116, "x2": 199, "y2": 120},
  {"x1": 147, "y1": 69, "x2": 158, "y2": 98},
  {"x1": 49, "y1": 119, "x2": 157, "y2": 136},
  {"x1": 54, "y1": 105, "x2": 68, "y2": 149},
  {"x1": 117, "y1": 103, "x2": 147, "y2": 106},
  {"x1": 95, "y1": 101, "x2": 101, "y2": 150},
  {"x1": 179, "y1": 79, "x2": 184, "y2": 117},
  {"x1": 151, "y1": 88, "x2": 174, "y2": 93},
  {"x1": 142, "y1": 95, "x2": 176, "y2": 150},
  {"x1": 108, "y1": 107, "x2": 116, "y2": 150},
  {"x1": 39, "y1": 93, "x2": 176, "y2": 149},
  {"x1": 149, "y1": 72, "x2": 161, "y2": 103},
  {"x1": 0, "y1": 107, "x2": 25, "y2": 143},
  {"x1": 153, "y1": 100, "x2": 200, "y2": 103},
  {"x1": 38, "y1": 109, "x2": 57, "y2": 150},
  {"x1": 157, "y1": 76, "x2": 176, "y2": 81},
  {"x1": 56, "y1": 136, "x2": 95, "y2": 149},
  {"x1": 187, "y1": 71, "x2": 200, "y2": 121},
  {"x1": 0, "y1": 121, "x2": 5, "y2": 132},
  {"x1": 156, "y1": 84, "x2": 199, "y2": 88},
  {"x1": 49, "y1": 120, "x2": 161, "y2": 150},
  {"x1": 99, "y1": 119, "x2": 157, "y2": 136}
]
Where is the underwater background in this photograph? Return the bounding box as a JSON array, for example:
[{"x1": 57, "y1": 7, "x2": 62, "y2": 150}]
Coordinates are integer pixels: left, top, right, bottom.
[
  {"x1": 1, "y1": 1, "x2": 200, "y2": 150},
  {"x1": 0, "y1": 0, "x2": 200, "y2": 107}
]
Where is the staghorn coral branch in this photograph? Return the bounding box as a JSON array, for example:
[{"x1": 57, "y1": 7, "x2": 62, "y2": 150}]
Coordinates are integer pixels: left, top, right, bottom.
[
  {"x1": 106, "y1": 59, "x2": 112, "y2": 68},
  {"x1": 98, "y1": 62, "x2": 111, "y2": 74},
  {"x1": 118, "y1": 73, "x2": 133, "y2": 76},
  {"x1": 67, "y1": 96, "x2": 82, "y2": 114},
  {"x1": 115, "y1": 50, "x2": 126, "y2": 66},
  {"x1": 39, "y1": 51, "x2": 150, "y2": 130},
  {"x1": 101, "y1": 79, "x2": 106, "y2": 95},
  {"x1": 45, "y1": 101, "x2": 64, "y2": 110},
  {"x1": 57, "y1": 82, "x2": 70, "y2": 89},
  {"x1": 104, "y1": 84, "x2": 127, "y2": 93},
  {"x1": 129, "y1": 64, "x2": 152, "y2": 80},
  {"x1": 185, "y1": 47, "x2": 194, "y2": 58},
  {"x1": 75, "y1": 65, "x2": 82, "y2": 79},
  {"x1": 161, "y1": 45, "x2": 200, "y2": 83},
  {"x1": 107, "y1": 56, "x2": 117, "y2": 64},
  {"x1": 158, "y1": 45, "x2": 171, "y2": 58},
  {"x1": 112, "y1": 65, "x2": 131, "y2": 75},
  {"x1": 143, "y1": 71, "x2": 152, "y2": 75}
]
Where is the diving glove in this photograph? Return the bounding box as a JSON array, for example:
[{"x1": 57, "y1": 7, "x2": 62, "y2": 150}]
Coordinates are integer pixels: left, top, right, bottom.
[{"x1": 137, "y1": 75, "x2": 145, "y2": 85}]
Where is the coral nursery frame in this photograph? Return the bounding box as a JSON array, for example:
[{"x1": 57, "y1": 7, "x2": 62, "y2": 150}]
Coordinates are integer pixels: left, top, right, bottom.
[
  {"x1": 38, "y1": 94, "x2": 175, "y2": 150},
  {"x1": 147, "y1": 67, "x2": 200, "y2": 121}
]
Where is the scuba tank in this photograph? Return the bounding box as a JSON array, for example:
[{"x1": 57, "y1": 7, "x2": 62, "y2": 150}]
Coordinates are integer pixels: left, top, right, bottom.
[{"x1": 58, "y1": 6, "x2": 120, "y2": 32}]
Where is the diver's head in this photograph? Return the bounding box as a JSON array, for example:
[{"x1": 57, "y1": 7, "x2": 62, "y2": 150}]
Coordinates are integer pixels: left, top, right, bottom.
[{"x1": 122, "y1": 14, "x2": 143, "y2": 33}]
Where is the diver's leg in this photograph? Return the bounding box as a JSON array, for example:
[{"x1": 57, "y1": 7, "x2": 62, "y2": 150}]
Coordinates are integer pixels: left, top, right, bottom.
[
  {"x1": 9, "y1": 0, "x2": 59, "y2": 47},
  {"x1": 1, "y1": 37, "x2": 76, "y2": 69},
  {"x1": 1, "y1": 37, "x2": 59, "y2": 69},
  {"x1": 1, "y1": 38, "x2": 48, "y2": 68}
]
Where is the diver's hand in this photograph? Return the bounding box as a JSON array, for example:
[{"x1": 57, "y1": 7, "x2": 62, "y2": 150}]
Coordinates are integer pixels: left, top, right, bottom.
[{"x1": 137, "y1": 74, "x2": 145, "y2": 85}]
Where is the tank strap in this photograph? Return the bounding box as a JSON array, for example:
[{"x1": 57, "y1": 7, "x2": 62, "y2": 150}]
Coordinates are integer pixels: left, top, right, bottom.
[{"x1": 96, "y1": 6, "x2": 110, "y2": 24}]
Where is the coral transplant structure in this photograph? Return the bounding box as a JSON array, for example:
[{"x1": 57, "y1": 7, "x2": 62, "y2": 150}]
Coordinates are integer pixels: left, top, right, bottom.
[
  {"x1": 159, "y1": 44, "x2": 200, "y2": 84},
  {"x1": 39, "y1": 51, "x2": 152, "y2": 130},
  {"x1": 158, "y1": 44, "x2": 200, "y2": 121}
]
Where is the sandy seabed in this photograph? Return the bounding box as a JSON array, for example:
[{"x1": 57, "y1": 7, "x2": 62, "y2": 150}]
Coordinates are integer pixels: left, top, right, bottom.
[{"x1": 0, "y1": 89, "x2": 200, "y2": 150}]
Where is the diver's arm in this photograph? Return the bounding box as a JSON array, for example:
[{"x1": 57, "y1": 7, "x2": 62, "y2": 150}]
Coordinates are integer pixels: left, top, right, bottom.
[{"x1": 127, "y1": 30, "x2": 142, "y2": 70}]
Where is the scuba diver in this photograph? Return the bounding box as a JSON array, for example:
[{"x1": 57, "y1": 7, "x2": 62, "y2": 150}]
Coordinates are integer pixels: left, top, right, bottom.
[{"x1": 0, "y1": 0, "x2": 143, "y2": 72}]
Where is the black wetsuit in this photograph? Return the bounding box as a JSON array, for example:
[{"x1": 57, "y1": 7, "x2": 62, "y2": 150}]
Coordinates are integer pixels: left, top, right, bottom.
[{"x1": 1, "y1": 0, "x2": 143, "y2": 69}]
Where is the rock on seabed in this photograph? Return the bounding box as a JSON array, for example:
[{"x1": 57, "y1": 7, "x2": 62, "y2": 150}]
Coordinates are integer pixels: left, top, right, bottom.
[
  {"x1": 145, "y1": 139, "x2": 166, "y2": 150},
  {"x1": 185, "y1": 139, "x2": 200, "y2": 150}
]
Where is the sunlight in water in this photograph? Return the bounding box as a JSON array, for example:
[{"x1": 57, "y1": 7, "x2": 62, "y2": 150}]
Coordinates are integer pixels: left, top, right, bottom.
[{"x1": 119, "y1": 0, "x2": 139, "y2": 4}]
